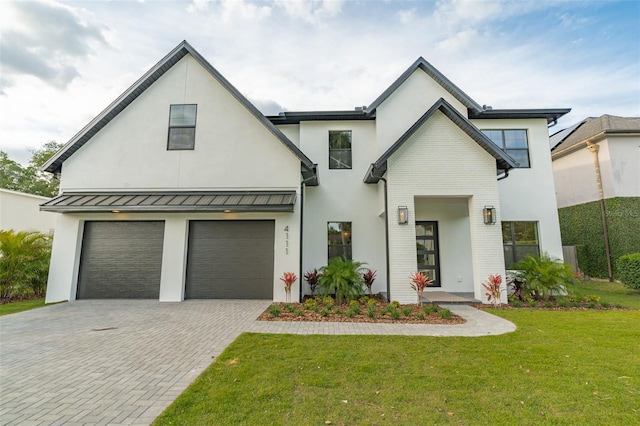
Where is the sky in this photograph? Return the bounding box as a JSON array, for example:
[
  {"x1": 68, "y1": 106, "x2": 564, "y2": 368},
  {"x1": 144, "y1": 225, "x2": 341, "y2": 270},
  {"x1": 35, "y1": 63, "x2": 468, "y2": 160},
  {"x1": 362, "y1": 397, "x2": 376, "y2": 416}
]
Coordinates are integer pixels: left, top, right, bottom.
[{"x1": 1, "y1": 0, "x2": 639, "y2": 165}]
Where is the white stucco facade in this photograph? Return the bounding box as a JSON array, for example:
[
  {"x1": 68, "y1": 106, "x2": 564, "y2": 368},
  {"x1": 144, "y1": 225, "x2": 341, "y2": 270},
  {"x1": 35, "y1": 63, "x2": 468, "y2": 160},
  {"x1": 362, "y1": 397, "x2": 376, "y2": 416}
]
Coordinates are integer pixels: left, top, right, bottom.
[
  {"x1": 43, "y1": 42, "x2": 568, "y2": 305},
  {"x1": 0, "y1": 189, "x2": 57, "y2": 234},
  {"x1": 553, "y1": 135, "x2": 640, "y2": 208}
]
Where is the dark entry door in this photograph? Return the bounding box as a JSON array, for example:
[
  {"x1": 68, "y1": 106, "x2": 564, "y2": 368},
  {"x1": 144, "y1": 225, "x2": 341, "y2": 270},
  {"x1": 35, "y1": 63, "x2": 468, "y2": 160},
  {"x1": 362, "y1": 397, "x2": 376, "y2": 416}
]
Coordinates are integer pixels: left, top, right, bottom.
[{"x1": 415, "y1": 221, "x2": 441, "y2": 287}]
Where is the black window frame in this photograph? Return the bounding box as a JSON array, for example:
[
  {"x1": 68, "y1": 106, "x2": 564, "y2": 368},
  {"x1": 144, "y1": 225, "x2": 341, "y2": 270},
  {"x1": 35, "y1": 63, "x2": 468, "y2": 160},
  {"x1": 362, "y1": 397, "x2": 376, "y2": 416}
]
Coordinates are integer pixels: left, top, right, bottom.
[
  {"x1": 167, "y1": 104, "x2": 197, "y2": 150},
  {"x1": 482, "y1": 129, "x2": 530, "y2": 168},
  {"x1": 327, "y1": 221, "x2": 352, "y2": 261},
  {"x1": 502, "y1": 221, "x2": 540, "y2": 268},
  {"x1": 328, "y1": 130, "x2": 352, "y2": 169}
]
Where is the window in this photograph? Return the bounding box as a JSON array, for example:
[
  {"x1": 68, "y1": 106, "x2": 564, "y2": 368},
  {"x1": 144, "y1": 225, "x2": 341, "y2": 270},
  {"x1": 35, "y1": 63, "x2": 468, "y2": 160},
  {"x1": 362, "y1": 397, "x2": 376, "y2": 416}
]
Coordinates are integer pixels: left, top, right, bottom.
[
  {"x1": 329, "y1": 130, "x2": 352, "y2": 169},
  {"x1": 328, "y1": 222, "x2": 352, "y2": 260},
  {"x1": 168, "y1": 104, "x2": 197, "y2": 150},
  {"x1": 482, "y1": 129, "x2": 530, "y2": 168},
  {"x1": 502, "y1": 221, "x2": 540, "y2": 268}
]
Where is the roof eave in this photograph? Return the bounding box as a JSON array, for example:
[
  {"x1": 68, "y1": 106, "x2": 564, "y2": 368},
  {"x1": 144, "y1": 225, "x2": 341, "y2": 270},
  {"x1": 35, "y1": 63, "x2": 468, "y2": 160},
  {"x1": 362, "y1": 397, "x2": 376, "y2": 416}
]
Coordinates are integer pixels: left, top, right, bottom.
[{"x1": 469, "y1": 108, "x2": 572, "y2": 124}]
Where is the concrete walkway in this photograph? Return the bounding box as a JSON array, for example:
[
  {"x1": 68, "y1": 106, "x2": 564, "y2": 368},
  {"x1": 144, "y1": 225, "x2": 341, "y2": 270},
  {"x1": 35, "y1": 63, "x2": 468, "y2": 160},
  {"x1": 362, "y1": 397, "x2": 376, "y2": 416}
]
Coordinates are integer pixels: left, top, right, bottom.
[{"x1": 0, "y1": 301, "x2": 514, "y2": 425}]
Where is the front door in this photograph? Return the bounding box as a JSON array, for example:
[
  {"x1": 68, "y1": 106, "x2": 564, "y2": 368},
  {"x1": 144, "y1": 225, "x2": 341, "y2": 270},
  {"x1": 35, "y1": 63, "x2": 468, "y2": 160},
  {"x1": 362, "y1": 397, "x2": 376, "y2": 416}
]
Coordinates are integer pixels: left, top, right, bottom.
[{"x1": 416, "y1": 221, "x2": 441, "y2": 287}]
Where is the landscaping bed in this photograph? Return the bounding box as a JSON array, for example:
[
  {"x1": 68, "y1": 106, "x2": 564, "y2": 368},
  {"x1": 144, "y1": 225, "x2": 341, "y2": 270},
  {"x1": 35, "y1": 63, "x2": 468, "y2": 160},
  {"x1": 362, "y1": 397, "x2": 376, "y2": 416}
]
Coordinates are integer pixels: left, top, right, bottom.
[{"x1": 258, "y1": 296, "x2": 465, "y2": 324}]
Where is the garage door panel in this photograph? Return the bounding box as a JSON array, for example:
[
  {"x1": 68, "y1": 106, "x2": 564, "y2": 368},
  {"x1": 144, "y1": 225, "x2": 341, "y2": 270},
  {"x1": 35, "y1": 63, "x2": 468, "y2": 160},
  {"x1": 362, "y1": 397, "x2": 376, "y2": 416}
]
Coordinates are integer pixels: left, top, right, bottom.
[
  {"x1": 186, "y1": 221, "x2": 274, "y2": 299},
  {"x1": 77, "y1": 221, "x2": 164, "y2": 299}
]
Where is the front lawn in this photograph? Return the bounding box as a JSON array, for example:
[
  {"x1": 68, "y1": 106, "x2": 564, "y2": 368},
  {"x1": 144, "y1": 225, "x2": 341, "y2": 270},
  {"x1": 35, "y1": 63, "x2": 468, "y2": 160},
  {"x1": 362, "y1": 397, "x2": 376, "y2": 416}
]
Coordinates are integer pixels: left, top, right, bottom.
[
  {"x1": 570, "y1": 280, "x2": 640, "y2": 309},
  {"x1": 0, "y1": 298, "x2": 46, "y2": 316},
  {"x1": 154, "y1": 309, "x2": 639, "y2": 425}
]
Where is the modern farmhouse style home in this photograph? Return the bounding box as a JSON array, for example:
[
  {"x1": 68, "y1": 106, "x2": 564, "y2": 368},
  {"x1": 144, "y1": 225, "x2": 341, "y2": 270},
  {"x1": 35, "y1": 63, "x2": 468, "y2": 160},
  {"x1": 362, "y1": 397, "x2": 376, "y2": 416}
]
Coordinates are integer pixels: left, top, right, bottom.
[{"x1": 42, "y1": 41, "x2": 569, "y2": 304}]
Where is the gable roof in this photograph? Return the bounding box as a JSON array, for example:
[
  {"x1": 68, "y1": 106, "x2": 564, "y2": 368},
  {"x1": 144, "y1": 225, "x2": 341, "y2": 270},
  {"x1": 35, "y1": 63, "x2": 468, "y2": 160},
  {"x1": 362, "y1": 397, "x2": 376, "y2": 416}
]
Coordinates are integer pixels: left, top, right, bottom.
[
  {"x1": 366, "y1": 57, "x2": 483, "y2": 114},
  {"x1": 42, "y1": 40, "x2": 317, "y2": 184},
  {"x1": 364, "y1": 98, "x2": 517, "y2": 183},
  {"x1": 551, "y1": 114, "x2": 640, "y2": 157}
]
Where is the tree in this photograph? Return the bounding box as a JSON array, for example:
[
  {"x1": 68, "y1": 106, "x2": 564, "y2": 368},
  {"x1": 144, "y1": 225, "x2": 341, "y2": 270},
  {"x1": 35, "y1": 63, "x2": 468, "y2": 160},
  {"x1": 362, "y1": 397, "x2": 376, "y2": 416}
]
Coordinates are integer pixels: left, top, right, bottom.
[{"x1": 0, "y1": 141, "x2": 62, "y2": 197}]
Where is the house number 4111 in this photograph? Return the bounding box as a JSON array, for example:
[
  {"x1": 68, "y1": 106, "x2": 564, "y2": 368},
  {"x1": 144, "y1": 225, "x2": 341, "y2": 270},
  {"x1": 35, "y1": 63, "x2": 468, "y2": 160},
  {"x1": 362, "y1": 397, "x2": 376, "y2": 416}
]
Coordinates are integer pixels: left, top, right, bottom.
[{"x1": 284, "y1": 226, "x2": 289, "y2": 255}]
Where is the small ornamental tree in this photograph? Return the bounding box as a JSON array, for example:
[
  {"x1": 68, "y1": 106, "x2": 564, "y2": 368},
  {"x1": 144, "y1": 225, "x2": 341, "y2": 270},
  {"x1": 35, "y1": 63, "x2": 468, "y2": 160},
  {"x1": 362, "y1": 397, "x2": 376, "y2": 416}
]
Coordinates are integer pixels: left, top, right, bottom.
[
  {"x1": 617, "y1": 253, "x2": 640, "y2": 289},
  {"x1": 482, "y1": 274, "x2": 503, "y2": 307},
  {"x1": 303, "y1": 269, "x2": 321, "y2": 295},
  {"x1": 280, "y1": 272, "x2": 297, "y2": 303},
  {"x1": 409, "y1": 272, "x2": 433, "y2": 306},
  {"x1": 362, "y1": 269, "x2": 377, "y2": 296}
]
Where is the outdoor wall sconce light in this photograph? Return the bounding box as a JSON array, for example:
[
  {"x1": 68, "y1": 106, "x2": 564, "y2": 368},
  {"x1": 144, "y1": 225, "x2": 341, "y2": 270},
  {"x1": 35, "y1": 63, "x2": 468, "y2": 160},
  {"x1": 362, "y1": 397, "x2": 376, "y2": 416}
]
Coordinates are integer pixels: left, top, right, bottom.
[
  {"x1": 398, "y1": 206, "x2": 408, "y2": 225},
  {"x1": 483, "y1": 205, "x2": 496, "y2": 225}
]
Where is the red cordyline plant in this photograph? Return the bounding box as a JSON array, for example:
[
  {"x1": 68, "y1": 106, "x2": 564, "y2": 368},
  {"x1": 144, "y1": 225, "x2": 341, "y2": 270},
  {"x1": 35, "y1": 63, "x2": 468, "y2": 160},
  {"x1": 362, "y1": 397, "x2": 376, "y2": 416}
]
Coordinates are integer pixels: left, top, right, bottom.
[
  {"x1": 303, "y1": 269, "x2": 321, "y2": 296},
  {"x1": 362, "y1": 269, "x2": 377, "y2": 296},
  {"x1": 482, "y1": 274, "x2": 503, "y2": 307},
  {"x1": 409, "y1": 272, "x2": 433, "y2": 306},
  {"x1": 280, "y1": 272, "x2": 297, "y2": 303}
]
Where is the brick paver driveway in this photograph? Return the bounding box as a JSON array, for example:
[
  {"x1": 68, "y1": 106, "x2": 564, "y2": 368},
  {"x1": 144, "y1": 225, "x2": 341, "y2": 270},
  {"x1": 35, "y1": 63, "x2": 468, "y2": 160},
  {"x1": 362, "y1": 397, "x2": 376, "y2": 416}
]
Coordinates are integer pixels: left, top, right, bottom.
[{"x1": 0, "y1": 300, "x2": 270, "y2": 425}]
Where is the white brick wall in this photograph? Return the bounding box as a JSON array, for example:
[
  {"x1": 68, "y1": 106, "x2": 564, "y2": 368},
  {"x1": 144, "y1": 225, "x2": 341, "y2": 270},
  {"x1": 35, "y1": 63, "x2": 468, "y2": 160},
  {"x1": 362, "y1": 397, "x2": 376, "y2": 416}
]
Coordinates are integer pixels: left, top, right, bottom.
[{"x1": 386, "y1": 111, "x2": 506, "y2": 303}]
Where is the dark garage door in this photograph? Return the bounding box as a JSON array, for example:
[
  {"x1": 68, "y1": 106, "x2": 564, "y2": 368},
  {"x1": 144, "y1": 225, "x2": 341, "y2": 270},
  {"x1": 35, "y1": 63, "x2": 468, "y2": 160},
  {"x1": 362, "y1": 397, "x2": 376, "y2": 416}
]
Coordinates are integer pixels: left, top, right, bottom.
[
  {"x1": 77, "y1": 221, "x2": 164, "y2": 299},
  {"x1": 186, "y1": 221, "x2": 274, "y2": 299}
]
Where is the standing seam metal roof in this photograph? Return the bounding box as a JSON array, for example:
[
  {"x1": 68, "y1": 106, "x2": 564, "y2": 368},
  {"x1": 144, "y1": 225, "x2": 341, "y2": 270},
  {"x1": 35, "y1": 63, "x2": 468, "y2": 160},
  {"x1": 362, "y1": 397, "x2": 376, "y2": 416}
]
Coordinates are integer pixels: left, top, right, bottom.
[{"x1": 40, "y1": 191, "x2": 297, "y2": 213}]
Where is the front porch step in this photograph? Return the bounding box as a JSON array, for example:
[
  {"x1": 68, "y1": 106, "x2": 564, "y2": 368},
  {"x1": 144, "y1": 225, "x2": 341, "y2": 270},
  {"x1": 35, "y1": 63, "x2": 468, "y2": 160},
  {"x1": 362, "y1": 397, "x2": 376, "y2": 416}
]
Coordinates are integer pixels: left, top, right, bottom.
[{"x1": 421, "y1": 291, "x2": 480, "y2": 304}]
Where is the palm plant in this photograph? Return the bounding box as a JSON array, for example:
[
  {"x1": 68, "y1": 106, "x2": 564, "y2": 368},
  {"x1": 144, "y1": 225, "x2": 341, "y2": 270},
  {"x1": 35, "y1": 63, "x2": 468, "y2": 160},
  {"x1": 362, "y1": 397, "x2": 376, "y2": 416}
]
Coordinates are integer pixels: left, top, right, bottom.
[
  {"x1": 510, "y1": 252, "x2": 575, "y2": 300},
  {"x1": 0, "y1": 230, "x2": 52, "y2": 299},
  {"x1": 318, "y1": 257, "x2": 365, "y2": 304}
]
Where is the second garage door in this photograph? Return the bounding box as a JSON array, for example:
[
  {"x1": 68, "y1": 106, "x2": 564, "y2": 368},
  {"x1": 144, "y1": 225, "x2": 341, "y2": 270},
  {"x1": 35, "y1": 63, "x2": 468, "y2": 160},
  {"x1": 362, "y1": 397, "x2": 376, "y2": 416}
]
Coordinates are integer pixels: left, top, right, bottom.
[{"x1": 185, "y1": 220, "x2": 275, "y2": 299}]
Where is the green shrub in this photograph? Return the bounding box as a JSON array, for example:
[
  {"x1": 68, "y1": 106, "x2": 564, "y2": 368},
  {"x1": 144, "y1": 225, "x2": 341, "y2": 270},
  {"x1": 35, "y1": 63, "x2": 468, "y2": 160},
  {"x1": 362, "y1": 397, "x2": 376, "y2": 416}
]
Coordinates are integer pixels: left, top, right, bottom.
[
  {"x1": 582, "y1": 295, "x2": 601, "y2": 303},
  {"x1": 366, "y1": 305, "x2": 376, "y2": 318},
  {"x1": 390, "y1": 309, "x2": 400, "y2": 320},
  {"x1": 322, "y1": 297, "x2": 335, "y2": 308},
  {"x1": 439, "y1": 308, "x2": 451, "y2": 319},
  {"x1": 318, "y1": 257, "x2": 366, "y2": 304},
  {"x1": 0, "y1": 230, "x2": 52, "y2": 299},
  {"x1": 348, "y1": 303, "x2": 361, "y2": 315},
  {"x1": 402, "y1": 307, "x2": 413, "y2": 317},
  {"x1": 601, "y1": 301, "x2": 611, "y2": 308},
  {"x1": 367, "y1": 298, "x2": 377, "y2": 307},
  {"x1": 511, "y1": 299, "x2": 523, "y2": 308},
  {"x1": 345, "y1": 308, "x2": 355, "y2": 318},
  {"x1": 510, "y1": 252, "x2": 575, "y2": 300},
  {"x1": 283, "y1": 303, "x2": 295, "y2": 313},
  {"x1": 304, "y1": 298, "x2": 317, "y2": 309},
  {"x1": 587, "y1": 301, "x2": 597, "y2": 309},
  {"x1": 295, "y1": 309, "x2": 305, "y2": 316},
  {"x1": 544, "y1": 301, "x2": 554, "y2": 308},
  {"x1": 416, "y1": 313, "x2": 425, "y2": 320},
  {"x1": 390, "y1": 300, "x2": 400, "y2": 309},
  {"x1": 268, "y1": 305, "x2": 281, "y2": 317},
  {"x1": 320, "y1": 309, "x2": 329, "y2": 317},
  {"x1": 616, "y1": 253, "x2": 640, "y2": 289},
  {"x1": 423, "y1": 305, "x2": 438, "y2": 315},
  {"x1": 558, "y1": 299, "x2": 569, "y2": 308}
]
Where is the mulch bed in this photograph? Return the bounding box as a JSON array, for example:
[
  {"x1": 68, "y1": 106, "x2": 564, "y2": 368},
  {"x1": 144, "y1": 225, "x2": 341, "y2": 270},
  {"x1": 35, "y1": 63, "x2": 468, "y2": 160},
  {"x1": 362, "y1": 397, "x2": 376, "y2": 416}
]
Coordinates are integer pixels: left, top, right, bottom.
[{"x1": 258, "y1": 301, "x2": 466, "y2": 325}]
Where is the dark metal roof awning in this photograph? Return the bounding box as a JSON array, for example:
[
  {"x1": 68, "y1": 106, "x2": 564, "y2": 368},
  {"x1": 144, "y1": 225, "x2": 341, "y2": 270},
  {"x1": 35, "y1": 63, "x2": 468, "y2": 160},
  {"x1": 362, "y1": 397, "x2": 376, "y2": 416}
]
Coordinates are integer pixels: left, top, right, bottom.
[{"x1": 40, "y1": 191, "x2": 297, "y2": 213}]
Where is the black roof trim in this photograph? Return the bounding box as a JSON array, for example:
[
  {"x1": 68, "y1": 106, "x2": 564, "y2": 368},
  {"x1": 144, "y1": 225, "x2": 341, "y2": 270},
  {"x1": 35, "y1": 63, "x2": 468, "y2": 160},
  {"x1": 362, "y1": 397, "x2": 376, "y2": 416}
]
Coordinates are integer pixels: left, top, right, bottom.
[
  {"x1": 469, "y1": 108, "x2": 571, "y2": 124},
  {"x1": 42, "y1": 40, "x2": 316, "y2": 181},
  {"x1": 364, "y1": 98, "x2": 517, "y2": 184},
  {"x1": 40, "y1": 190, "x2": 297, "y2": 213},
  {"x1": 366, "y1": 57, "x2": 483, "y2": 114},
  {"x1": 267, "y1": 110, "x2": 374, "y2": 125}
]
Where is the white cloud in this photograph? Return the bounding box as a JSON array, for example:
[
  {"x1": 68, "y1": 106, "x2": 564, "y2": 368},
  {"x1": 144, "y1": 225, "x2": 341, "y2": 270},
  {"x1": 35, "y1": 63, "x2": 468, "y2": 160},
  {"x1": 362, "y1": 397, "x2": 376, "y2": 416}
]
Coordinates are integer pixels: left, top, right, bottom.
[
  {"x1": 274, "y1": 0, "x2": 345, "y2": 24},
  {"x1": 397, "y1": 8, "x2": 416, "y2": 24}
]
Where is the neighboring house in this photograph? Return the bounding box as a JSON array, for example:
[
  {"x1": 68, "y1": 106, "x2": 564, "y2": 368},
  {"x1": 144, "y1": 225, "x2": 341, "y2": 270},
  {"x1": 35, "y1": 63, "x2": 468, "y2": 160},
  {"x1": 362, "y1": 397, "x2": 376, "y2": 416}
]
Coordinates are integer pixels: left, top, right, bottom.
[
  {"x1": 550, "y1": 115, "x2": 640, "y2": 278},
  {"x1": 0, "y1": 188, "x2": 57, "y2": 234},
  {"x1": 42, "y1": 41, "x2": 569, "y2": 304}
]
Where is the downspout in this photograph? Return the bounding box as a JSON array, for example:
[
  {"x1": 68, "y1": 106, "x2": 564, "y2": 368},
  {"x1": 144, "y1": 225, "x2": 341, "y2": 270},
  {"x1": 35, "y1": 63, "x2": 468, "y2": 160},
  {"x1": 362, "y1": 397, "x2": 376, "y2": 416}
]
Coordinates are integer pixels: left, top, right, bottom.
[
  {"x1": 299, "y1": 180, "x2": 305, "y2": 302},
  {"x1": 497, "y1": 169, "x2": 510, "y2": 181},
  {"x1": 370, "y1": 167, "x2": 391, "y2": 302},
  {"x1": 586, "y1": 141, "x2": 613, "y2": 281}
]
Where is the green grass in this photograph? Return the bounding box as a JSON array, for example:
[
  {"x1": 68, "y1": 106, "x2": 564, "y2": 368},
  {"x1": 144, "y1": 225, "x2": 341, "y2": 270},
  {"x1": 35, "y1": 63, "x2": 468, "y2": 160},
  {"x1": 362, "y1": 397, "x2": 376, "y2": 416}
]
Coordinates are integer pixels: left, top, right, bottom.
[
  {"x1": 155, "y1": 314, "x2": 640, "y2": 425},
  {"x1": 0, "y1": 298, "x2": 46, "y2": 316},
  {"x1": 570, "y1": 280, "x2": 640, "y2": 309}
]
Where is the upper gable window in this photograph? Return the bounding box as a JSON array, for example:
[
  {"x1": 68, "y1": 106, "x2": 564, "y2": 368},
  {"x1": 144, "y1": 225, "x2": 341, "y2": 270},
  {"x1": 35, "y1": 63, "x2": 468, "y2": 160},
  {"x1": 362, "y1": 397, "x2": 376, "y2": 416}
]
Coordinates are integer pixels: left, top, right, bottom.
[
  {"x1": 329, "y1": 130, "x2": 352, "y2": 169},
  {"x1": 482, "y1": 129, "x2": 530, "y2": 168},
  {"x1": 168, "y1": 104, "x2": 197, "y2": 150}
]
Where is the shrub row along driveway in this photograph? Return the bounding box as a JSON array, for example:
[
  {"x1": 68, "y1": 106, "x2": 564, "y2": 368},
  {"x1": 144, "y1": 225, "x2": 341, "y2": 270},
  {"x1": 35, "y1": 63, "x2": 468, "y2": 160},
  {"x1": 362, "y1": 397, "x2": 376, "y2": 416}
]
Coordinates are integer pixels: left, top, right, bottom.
[{"x1": 0, "y1": 300, "x2": 271, "y2": 425}]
